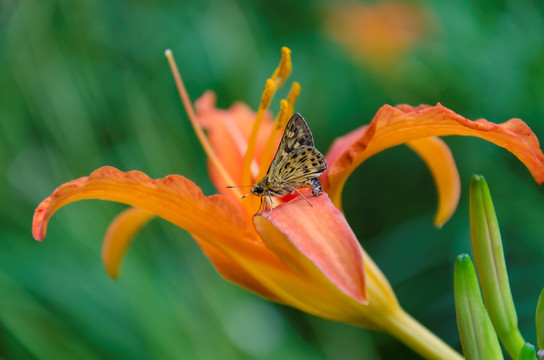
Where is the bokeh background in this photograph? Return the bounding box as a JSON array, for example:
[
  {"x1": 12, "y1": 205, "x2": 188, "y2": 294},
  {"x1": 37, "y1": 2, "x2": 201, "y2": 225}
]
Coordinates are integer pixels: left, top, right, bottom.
[{"x1": 2, "y1": 0, "x2": 544, "y2": 358}]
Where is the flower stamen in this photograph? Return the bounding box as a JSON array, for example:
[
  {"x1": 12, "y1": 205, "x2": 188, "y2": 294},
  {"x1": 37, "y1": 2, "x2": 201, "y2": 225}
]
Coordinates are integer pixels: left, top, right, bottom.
[
  {"x1": 257, "y1": 82, "x2": 301, "y2": 179},
  {"x1": 165, "y1": 49, "x2": 241, "y2": 197},
  {"x1": 271, "y1": 47, "x2": 292, "y2": 87},
  {"x1": 286, "y1": 81, "x2": 301, "y2": 114},
  {"x1": 241, "y1": 47, "x2": 293, "y2": 186}
]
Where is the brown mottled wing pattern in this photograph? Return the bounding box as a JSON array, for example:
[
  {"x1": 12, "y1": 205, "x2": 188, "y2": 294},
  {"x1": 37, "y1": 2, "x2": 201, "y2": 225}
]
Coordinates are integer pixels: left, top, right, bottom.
[
  {"x1": 264, "y1": 113, "x2": 315, "y2": 178},
  {"x1": 271, "y1": 146, "x2": 327, "y2": 185}
]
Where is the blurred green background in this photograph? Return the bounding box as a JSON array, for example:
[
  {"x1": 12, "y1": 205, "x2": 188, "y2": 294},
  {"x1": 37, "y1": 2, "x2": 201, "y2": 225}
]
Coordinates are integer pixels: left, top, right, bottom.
[{"x1": 2, "y1": 0, "x2": 544, "y2": 358}]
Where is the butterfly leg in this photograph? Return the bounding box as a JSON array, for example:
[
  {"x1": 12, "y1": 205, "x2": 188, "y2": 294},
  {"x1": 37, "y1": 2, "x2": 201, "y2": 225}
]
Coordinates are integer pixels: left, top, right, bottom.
[
  {"x1": 294, "y1": 189, "x2": 313, "y2": 207},
  {"x1": 266, "y1": 192, "x2": 274, "y2": 218},
  {"x1": 310, "y1": 178, "x2": 324, "y2": 197},
  {"x1": 254, "y1": 195, "x2": 265, "y2": 216}
]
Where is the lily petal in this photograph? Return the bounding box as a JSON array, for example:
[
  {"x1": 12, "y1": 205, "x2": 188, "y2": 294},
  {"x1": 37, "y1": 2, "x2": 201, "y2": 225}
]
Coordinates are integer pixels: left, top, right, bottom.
[
  {"x1": 102, "y1": 207, "x2": 155, "y2": 279},
  {"x1": 32, "y1": 166, "x2": 254, "y2": 246},
  {"x1": 406, "y1": 137, "x2": 460, "y2": 227},
  {"x1": 325, "y1": 103, "x2": 544, "y2": 208},
  {"x1": 254, "y1": 193, "x2": 367, "y2": 304}
]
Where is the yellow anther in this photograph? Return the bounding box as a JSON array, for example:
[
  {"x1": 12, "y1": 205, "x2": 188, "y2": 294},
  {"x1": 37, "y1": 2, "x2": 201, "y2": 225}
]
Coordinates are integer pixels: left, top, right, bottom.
[
  {"x1": 241, "y1": 47, "x2": 293, "y2": 186},
  {"x1": 276, "y1": 99, "x2": 291, "y2": 132},
  {"x1": 260, "y1": 79, "x2": 276, "y2": 110},
  {"x1": 287, "y1": 81, "x2": 301, "y2": 113},
  {"x1": 271, "y1": 47, "x2": 292, "y2": 88}
]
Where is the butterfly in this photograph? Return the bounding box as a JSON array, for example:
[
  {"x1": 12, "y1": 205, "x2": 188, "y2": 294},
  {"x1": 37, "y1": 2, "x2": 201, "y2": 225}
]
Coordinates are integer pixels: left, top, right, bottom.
[{"x1": 228, "y1": 113, "x2": 327, "y2": 216}]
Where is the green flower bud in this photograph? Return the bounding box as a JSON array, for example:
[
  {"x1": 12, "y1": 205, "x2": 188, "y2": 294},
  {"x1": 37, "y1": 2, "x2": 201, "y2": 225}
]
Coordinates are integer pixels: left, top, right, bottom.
[
  {"x1": 454, "y1": 254, "x2": 503, "y2": 360},
  {"x1": 469, "y1": 175, "x2": 524, "y2": 357},
  {"x1": 516, "y1": 343, "x2": 536, "y2": 360}
]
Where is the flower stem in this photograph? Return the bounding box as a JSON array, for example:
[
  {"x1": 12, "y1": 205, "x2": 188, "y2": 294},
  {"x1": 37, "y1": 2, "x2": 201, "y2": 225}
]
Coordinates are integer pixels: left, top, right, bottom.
[{"x1": 381, "y1": 308, "x2": 464, "y2": 360}]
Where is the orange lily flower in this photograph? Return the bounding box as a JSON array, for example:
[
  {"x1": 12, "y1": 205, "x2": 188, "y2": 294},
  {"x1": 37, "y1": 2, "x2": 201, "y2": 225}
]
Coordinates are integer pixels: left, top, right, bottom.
[
  {"x1": 32, "y1": 48, "x2": 544, "y2": 359},
  {"x1": 326, "y1": 1, "x2": 431, "y2": 71}
]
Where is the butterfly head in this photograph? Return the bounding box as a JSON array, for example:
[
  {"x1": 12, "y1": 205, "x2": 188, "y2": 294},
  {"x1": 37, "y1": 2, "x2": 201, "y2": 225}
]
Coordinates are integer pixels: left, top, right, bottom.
[
  {"x1": 250, "y1": 184, "x2": 265, "y2": 197},
  {"x1": 228, "y1": 183, "x2": 266, "y2": 199}
]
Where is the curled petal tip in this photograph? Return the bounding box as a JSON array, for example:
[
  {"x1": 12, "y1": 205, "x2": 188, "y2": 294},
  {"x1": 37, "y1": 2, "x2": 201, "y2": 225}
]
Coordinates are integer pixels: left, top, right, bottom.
[
  {"x1": 33, "y1": 198, "x2": 52, "y2": 241},
  {"x1": 406, "y1": 137, "x2": 460, "y2": 228},
  {"x1": 102, "y1": 207, "x2": 156, "y2": 279},
  {"x1": 30, "y1": 166, "x2": 251, "y2": 250}
]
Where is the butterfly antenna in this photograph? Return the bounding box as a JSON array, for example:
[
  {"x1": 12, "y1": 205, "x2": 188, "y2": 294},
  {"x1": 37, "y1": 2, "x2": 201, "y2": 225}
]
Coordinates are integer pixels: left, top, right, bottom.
[{"x1": 226, "y1": 185, "x2": 253, "y2": 188}]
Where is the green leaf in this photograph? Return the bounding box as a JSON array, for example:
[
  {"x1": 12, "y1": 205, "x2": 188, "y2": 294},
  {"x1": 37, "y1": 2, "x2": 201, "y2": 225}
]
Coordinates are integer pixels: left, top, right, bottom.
[
  {"x1": 454, "y1": 254, "x2": 503, "y2": 360},
  {"x1": 469, "y1": 175, "x2": 525, "y2": 357}
]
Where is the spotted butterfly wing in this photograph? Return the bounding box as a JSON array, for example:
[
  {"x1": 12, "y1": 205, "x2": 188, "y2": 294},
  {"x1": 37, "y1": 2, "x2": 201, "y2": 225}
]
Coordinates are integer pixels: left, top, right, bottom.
[
  {"x1": 264, "y1": 113, "x2": 315, "y2": 177},
  {"x1": 271, "y1": 145, "x2": 327, "y2": 186}
]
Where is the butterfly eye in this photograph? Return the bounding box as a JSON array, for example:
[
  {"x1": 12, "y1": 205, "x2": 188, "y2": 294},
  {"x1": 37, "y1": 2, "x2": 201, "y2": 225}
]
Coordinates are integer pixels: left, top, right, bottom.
[{"x1": 253, "y1": 185, "x2": 264, "y2": 194}]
